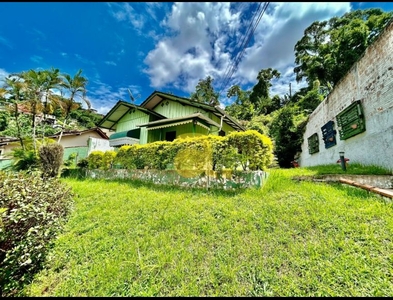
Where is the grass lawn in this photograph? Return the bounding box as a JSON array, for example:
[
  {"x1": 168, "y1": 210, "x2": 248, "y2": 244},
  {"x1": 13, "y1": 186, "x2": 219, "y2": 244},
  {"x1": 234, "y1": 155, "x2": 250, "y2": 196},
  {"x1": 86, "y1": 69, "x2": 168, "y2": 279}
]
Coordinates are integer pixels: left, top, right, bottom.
[{"x1": 25, "y1": 168, "x2": 393, "y2": 296}]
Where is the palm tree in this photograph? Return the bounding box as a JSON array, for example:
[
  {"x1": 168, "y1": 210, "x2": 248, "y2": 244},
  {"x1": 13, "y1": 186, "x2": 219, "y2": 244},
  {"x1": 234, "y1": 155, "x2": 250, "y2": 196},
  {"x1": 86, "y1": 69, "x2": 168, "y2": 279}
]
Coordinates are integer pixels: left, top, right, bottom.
[
  {"x1": 0, "y1": 75, "x2": 28, "y2": 150},
  {"x1": 40, "y1": 68, "x2": 62, "y2": 138},
  {"x1": 20, "y1": 68, "x2": 63, "y2": 152},
  {"x1": 57, "y1": 69, "x2": 90, "y2": 143}
]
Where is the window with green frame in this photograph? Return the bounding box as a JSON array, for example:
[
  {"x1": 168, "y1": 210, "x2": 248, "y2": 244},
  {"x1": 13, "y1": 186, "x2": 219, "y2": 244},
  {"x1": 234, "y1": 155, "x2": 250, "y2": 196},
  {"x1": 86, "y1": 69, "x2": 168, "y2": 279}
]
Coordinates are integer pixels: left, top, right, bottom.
[
  {"x1": 336, "y1": 100, "x2": 366, "y2": 140},
  {"x1": 308, "y1": 133, "x2": 319, "y2": 154}
]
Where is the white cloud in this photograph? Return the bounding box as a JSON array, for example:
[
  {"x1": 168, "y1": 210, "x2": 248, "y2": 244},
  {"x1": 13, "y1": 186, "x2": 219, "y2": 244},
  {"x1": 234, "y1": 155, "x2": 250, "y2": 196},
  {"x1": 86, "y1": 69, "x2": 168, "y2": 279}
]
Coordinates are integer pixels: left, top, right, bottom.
[
  {"x1": 143, "y1": 2, "x2": 351, "y2": 101},
  {"x1": 87, "y1": 80, "x2": 142, "y2": 114},
  {"x1": 104, "y1": 61, "x2": 117, "y2": 66},
  {"x1": 30, "y1": 55, "x2": 43, "y2": 63},
  {"x1": 108, "y1": 2, "x2": 146, "y2": 34},
  {"x1": 0, "y1": 68, "x2": 9, "y2": 83},
  {"x1": 143, "y1": 2, "x2": 241, "y2": 94},
  {"x1": 236, "y1": 2, "x2": 351, "y2": 82}
]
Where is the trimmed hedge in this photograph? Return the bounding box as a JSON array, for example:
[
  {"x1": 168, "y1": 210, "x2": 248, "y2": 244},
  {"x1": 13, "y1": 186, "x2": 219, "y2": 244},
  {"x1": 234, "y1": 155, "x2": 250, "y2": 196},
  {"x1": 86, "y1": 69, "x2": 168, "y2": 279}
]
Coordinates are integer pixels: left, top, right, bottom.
[
  {"x1": 89, "y1": 130, "x2": 273, "y2": 172},
  {"x1": 39, "y1": 143, "x2": 64, "y2": 178}
]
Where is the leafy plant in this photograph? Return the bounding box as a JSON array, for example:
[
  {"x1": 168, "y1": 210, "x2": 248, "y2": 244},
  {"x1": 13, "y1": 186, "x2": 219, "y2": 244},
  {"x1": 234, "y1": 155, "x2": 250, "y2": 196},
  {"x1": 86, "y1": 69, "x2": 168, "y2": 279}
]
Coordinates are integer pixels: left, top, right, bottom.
[
  {"x1": 0, "y1": 170, "x2": 73, "y2": 297},
  {"x1": 87, "y1": 150, "x2": 104, "y2": 170},
  {"x1": 11, "y1": 147, "x2": 39, "y2": 172},
  {"x1": 39, "y1": 143, "x2": 64, "y2": 178},
  {"x1": 89, "y1": 131, "x2": 274, "y2": 172}
]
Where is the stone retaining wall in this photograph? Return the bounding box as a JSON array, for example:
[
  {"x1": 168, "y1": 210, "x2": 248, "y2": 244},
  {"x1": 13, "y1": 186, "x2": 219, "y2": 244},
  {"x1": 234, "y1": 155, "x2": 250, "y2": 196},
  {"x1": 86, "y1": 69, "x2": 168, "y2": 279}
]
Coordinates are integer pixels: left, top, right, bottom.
[{"x1": 87, "y1": 169, "x2": 269, "y2": 190}]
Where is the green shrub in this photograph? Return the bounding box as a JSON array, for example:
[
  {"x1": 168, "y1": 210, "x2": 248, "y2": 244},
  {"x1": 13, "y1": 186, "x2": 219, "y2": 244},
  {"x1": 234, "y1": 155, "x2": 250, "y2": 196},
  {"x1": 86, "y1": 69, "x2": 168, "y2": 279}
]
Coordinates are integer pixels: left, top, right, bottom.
[
  {"x1": 87, "y1": 131, "x2": 274, "y2": 172},
  {"x1": 76, "y1": 158, "x2": 88, "y2": 169},
  {"x1": 87, "y1": 150, "x2": 104, "y2": 169},
  {"x1": 11, "y1": 148, "x2": 39, "y2": 172},
  {"x1": 226, "y1": 130, "x2": 274, "y2": 171},
  {"x1": 102, "y1": 150, "x2": 117, "y2": 170},
  {"x1": 39, "y1": 143, "x2": 64, "y2": 178},
  {"x1": 0, "y1": 170, "x2": 73, "y2": 297},
  {"x1": 269, "y1": 106, "x2": 308, "y2": 168},
  {"x1": 63, "y1": 152, "x2": 77, "y2": 168},
  {"x1": 112, "y1": 145, "x2": 132, "y2": 169}
]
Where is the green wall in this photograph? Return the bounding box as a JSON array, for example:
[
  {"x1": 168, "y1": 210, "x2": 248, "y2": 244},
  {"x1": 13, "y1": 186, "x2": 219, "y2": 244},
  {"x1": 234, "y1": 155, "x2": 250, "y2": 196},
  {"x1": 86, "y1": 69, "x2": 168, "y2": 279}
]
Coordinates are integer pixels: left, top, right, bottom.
[
  {"x1": 116, "y1": 109, "x2": 150, "y2": 144},
  {"x1": 153, "y1": 100, "x2": 208, "y2": 119},
  {"x1": 147, "y1": 122, "x2": 210, "y2": 143},
  {"x1": 0, "y1": 159, "x2": 12, "y2": 170},
  {"x1": 63, "y1": 146, "x2": 89, "y2": 163},
  {"x1": 209, "y1": 113, "x2": 237, "y2": 135}
]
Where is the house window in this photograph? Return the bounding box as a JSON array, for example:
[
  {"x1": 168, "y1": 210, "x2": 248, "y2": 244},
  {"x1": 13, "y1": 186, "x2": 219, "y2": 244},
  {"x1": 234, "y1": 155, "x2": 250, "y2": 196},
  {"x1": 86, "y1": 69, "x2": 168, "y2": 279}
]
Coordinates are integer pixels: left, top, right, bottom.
[
  {"x1": 219, "y1": 130, "x2": 226, "y2": 136},
  {"x1": 0, "y1": 149, "x2": 3, "y2": 157},
  {"x1": 321, "y1": 120, "x2": 337, "y2": 149},
  {"x1": 336, "y1": 100, "x2": 366, "y2": 140},
  {"x1": 165, "y1": 131, "x2": 176, "y2": 142},
  {"x1": 308, "y1": 133, "x2": 319, "y2": 154}
]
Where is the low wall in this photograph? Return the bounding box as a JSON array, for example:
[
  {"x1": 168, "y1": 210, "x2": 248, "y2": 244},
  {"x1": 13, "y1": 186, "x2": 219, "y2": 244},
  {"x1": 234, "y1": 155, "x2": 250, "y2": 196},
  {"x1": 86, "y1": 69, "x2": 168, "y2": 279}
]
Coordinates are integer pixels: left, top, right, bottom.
[
  {"x1": 0, "y1": 158, "x2": 12, "y2": 170},
  {"x1": 86, "y1": 169, "x2": 269, "y2": 190}
]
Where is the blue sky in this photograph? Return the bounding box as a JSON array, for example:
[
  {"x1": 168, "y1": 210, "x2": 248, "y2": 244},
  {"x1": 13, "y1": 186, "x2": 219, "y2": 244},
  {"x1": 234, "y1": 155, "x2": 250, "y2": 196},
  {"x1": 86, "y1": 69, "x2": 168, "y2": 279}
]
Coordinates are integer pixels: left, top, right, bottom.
[{"x1": 1, "y1": 2, "x2": 392, "y2": 115}]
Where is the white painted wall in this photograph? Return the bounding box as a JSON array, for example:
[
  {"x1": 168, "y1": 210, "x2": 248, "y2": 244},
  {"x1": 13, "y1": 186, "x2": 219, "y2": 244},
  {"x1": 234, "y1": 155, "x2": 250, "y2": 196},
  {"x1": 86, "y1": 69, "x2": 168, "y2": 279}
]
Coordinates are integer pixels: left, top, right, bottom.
[
  {"x1": 88, "y1": 137, "x2": 114, "y2": 154},
  {"x1": 299, "y1": 20, "x2": 393, "y2": 172}
]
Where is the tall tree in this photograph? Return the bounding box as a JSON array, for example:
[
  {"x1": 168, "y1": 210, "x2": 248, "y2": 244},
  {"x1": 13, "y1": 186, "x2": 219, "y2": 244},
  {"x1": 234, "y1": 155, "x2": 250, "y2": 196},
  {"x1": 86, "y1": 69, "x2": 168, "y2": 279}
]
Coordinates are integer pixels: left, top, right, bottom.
[
  {"x1": 20, "y1": 69, "x2": 61, "y2": 152},
  {"x1": 225, "y1": 85, "x2": 253, "y2": 121},
  {"x1": 0, "y1": 76, "x2": 28, "y2": 150},
  {"x1": 190, "y1": 76, "x2": 220, "y2": 106},
  {"x1": 249, "y1": 68, "x2": 280, "y2": 115},
  {"x1": 294, "y1": 8, "x2": 393, "y2": 87},
  {"x1": 57, "y1": 69, "x2": 90, "y2": 143}
]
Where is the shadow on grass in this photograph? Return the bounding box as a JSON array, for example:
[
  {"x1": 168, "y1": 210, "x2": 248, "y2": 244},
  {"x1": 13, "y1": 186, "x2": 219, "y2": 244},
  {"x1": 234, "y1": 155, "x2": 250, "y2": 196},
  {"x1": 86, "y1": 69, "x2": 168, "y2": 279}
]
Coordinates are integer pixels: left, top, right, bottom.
[{"x1": 65, "y1": 176, "x2": 247, "y2": 198}]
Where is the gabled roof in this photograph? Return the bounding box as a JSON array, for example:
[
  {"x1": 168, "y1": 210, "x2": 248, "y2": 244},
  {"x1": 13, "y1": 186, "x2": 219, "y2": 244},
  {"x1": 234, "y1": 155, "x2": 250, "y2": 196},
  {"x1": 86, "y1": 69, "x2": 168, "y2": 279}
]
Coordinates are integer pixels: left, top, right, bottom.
[
  {"x1": 0, "y1": 136, "x2": 19, "y2": 146},
  {"x1": 97, "y1": 100, "x2": 166, "y2": 130},
  {"x1": 48, "y1": 127, "x2": 109, "y2": 139},
  {"x1": 140, "y1": 91, "x2": 245, "y2": 131},
  {"x1": 140, "y1": 90, "x2": 217, "y2": 112},
  {"x1": 137, "y1": 113, "x2": 220, "y2": 130},
  {"x1": 0, "y1": 128, "x2": 109, "y2": 147}
]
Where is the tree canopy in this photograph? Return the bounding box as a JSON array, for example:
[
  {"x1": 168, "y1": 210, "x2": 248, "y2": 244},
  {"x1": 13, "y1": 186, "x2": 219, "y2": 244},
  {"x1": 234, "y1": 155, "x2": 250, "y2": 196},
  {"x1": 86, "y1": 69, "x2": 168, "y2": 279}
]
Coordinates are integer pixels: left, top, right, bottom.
[
  {"x1": 294, "y1": 8, "x2": 393, "y2": 88},
  {"x1": 190, "y1": 76, "x2": 220, "y2": 106}
]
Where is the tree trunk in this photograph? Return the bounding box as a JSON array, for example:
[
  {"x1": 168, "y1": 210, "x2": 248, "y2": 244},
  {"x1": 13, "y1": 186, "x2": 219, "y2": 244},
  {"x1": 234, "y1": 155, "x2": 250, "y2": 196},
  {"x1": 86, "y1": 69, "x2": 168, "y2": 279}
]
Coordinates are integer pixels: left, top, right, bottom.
[
  {"x1": 14, "y1": 103, "x2": 25, "y2": 150},
  {"x1": 57, "y1": 118, "x2": 67, "y2": 144},
  {"x1": 31, "y1": 101, "x2": 38, "y2": 153}
]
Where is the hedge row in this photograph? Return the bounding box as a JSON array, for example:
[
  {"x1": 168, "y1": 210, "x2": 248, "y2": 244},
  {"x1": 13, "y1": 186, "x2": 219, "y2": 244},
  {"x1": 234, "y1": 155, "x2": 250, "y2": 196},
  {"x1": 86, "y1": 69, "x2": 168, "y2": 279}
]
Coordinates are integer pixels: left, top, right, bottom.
[{"x1": 86, "y1": 130, "x2": 274, "y2": 172}]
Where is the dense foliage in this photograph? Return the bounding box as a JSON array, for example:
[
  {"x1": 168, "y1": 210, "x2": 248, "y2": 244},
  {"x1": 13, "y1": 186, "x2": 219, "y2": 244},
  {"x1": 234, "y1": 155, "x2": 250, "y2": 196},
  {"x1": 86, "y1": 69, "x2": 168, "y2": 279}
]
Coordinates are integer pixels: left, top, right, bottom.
[
  {"x1": 87, "y1": 130, "x2": 274, "y2": 172},
  {"x1": 0, "y1": 68, "x2": 102, "y2": 151},
  {"x1": 0, "y1": 171, "x2": 73, "y2": 297},
  {"x1": 294, "y1": 8, "x2": 393, "y2": 87},
  {"x1": 190, "y1": 76, "x2": 220, "y2": 106},
  {"x1": 221, "y1": 9, "x2": 393, "y2": 168},
  {"x1": 39, "y1": 143, "x2": 64, "y2": 178}
]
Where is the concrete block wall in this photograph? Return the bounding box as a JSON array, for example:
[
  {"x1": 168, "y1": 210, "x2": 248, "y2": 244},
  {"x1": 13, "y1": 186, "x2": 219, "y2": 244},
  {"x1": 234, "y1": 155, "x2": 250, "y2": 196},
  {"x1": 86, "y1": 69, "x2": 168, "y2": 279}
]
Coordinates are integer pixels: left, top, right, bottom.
[{"x1": 299, "y1": 20, "x2": 393, "y2": 172}]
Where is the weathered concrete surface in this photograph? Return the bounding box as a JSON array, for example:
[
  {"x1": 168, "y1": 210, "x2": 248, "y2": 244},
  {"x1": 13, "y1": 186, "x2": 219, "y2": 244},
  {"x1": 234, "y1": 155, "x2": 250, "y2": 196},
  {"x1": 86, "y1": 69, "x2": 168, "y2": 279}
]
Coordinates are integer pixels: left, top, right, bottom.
[
  {"x1": 293, "y1": 175, "x2": 393, "y2": 189},
  {"x1": 87, "y1": 169, "x2": 269, "y2": 190},
  {"x1": 339, "y1": 178, "x2": 393, "y2": 199},
  {"x1": 299, "y1": 20, "x2": 393, "y2": 172}
]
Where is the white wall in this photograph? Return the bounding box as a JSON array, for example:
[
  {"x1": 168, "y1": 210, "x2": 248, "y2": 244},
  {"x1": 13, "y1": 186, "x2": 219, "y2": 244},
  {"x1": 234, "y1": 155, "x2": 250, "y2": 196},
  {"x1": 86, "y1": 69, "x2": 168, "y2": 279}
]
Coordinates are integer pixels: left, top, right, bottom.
[
  {"x1": 88, "y1": 137, "x2": 114, "y2": 154},
  {"x1": 299, "y1": 20, "x2": 393, "y2": 172}
]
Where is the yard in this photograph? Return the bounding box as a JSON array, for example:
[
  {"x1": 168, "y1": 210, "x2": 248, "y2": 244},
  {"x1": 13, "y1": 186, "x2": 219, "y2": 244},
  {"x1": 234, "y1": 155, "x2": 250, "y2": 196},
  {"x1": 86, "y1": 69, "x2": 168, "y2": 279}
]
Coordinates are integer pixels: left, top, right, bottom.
[{"x1": 25, "y1": 167, "x2": 393, "y2": 296}]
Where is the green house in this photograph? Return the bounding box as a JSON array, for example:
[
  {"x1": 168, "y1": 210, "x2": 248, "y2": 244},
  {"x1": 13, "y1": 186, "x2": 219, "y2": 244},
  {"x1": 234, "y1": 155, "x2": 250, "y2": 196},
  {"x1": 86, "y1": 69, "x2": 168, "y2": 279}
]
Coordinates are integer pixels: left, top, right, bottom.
[{"x1": 98, "y1": 91, "x2": 245, "y2": 147}]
